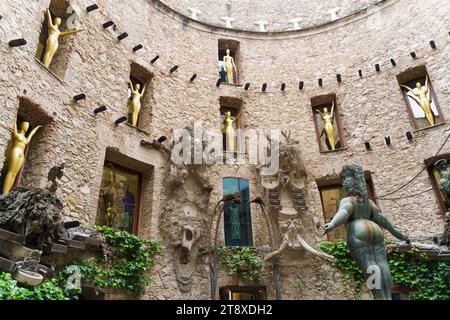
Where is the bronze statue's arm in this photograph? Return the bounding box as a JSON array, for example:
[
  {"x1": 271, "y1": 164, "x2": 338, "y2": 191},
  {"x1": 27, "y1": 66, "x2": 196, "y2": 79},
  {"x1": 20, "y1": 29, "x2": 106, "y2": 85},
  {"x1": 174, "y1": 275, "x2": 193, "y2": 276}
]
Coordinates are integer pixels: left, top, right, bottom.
[
  {"x1": 13, "y1": 122, "x2": 18, "y2": 138},
  {"x1": 128, "y1": 81, "x2": 136, "y2": 94},
  {"x1": 316, "y1": 109, "x2": 324, "y2": 119},
  {"x1": 324, "y1": 198, "x2": 353, "y2": 232},
  {"x1": 47, "y1": 9, "x2": 53, "y2": 29},
  {"x1": 26, "y1": 125, "x2": 43, "y2": 143},
  {"x1": 330, "y1": 101, "x2": 335, "y2": 119},
  {"x1": 401, "y1": 85, "x2": 421, "y2": 106},
  {"x1": 370, "y1": 200, "x2": 409, "y2": 242},
  {"x1": 60, "y1": 28, "x2": 84, "y2": 37},
  {"x1": 425, "y1": 76, "x2": 432, "y2": 103},
  {"x1": 140, "y1": 83, "x2": 147, "y2": 97},
  {"x1": 233, "y1": 113, "x2": 241, "y2": 124}
]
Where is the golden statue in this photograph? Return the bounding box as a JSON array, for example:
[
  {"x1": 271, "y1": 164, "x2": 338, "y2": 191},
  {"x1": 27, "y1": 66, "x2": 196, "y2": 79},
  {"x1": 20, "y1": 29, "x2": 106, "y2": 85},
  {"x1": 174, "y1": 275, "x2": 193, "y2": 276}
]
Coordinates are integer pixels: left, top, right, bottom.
[
  {"x1": 316, "y1": 102, "x2": 336, "y2": 150},
  {"x1": 42, "y1": 9, "x2": 84, "y2": 68},
  {"x1": 223, "y1": 49, "x2": 238, "y2": 84},
  {"x1": 2, "y1": 122, "x2": 42, "y2": 195},
  {"x1": 222, "y1": 111, "x2": 241, "y2": 153},
  {"x1": 401, "y1": 76, "x2": 435, "y2": 126},
  {"x1": 105, "y1": 202, "x2": 115, "y2": 228},
  {"x1": 128, "y1": 80, "x2": 147, "y2": 127}
]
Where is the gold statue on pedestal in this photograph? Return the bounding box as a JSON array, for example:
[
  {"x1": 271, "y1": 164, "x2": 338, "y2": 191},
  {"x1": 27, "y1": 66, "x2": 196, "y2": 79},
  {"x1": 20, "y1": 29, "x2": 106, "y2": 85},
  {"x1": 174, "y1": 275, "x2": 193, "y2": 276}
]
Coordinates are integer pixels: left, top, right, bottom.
[
  {"x1": 316, "y1": 102, "x2": 336, "y2": 151},
  {"x1": 401, "y1": 76, "x2": 435, "y2": 126},
  {"x1": 2, "y1": 122, "x2": 42, "y2": 195},
  {"x1": 128, "y1": 80, "x2": 146, "y2": 127},
  {"x1": 222, "y1": 111, "x2": 241, "y2": 153},
  {"x1": 42, "y1": 9, "x2": 84, "y2": 68},
  {"x1": 223, "y1": 49, "x2": 238, "y2": 84}
]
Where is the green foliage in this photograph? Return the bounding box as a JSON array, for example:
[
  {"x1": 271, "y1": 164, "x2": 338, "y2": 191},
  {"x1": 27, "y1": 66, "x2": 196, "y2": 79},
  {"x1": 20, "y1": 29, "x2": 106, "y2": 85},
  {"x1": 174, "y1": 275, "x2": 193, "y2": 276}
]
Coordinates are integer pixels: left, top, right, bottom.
[
  {"x1": 0, "y1": 227, "x2": 161, "y2": 300},
  {"x1": 58, "y1": 226, "x2": 162, "y2": 296},
  {"x1": 321, "y1": 241, "x2": 450, "y2": 300},
  {"x1": 0, "y1": 272, "x2": 69, "y2": 300},
  {"x1": 320, "y1": 241, "x2": 364, "y2": 296},
  {"x1": 215, "y1": 246, "x2": 264, "y2": 281}
]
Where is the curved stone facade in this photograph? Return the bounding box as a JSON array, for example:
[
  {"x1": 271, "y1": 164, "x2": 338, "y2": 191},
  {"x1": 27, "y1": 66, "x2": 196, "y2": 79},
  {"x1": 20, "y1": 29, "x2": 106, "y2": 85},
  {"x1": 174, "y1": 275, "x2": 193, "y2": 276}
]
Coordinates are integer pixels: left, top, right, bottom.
[{"x1": 0, "y1": 0, "x2": 449, "y2": 299}]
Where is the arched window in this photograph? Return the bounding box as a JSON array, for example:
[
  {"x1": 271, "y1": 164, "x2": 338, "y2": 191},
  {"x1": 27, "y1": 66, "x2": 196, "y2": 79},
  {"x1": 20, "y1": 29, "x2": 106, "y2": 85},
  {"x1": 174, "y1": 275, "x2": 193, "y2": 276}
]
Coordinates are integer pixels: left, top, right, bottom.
[{"x1": 223, "y1": 178, "x2": 253, "y2": 247}]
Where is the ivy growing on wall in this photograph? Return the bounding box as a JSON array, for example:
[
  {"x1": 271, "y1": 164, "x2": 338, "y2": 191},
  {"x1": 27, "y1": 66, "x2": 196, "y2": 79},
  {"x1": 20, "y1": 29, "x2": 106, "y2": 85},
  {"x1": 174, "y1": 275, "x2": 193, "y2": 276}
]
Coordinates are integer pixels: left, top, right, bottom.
[
  {"x1": 320, "y1": 241, "x2": 450, "y2": 300},
  {"x1": 0, "y1": 226, "x2": 161, "y2": 300},
  {"x1": 215, "y1": 246, "x2": 265, "y2": 281}
]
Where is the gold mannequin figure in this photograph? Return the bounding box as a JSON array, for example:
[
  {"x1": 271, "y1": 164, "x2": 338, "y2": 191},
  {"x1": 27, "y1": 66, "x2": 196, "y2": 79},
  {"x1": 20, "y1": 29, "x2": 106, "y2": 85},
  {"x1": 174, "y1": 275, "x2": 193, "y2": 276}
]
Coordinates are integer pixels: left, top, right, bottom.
[
  {"x1": 316, "y1": 102, "x2": 336, "y2": 151},
  {"x1": 223, "y1": 49, "x2": 238, "y2": 84},
  {"x1": 2, "y1": 122, "x2": 42, "y2": 195},
  {"x1": 128, "y1": 80, "x2": 146, "y2": 127},
  {"x1": 223, "y1": 111, "x2": 241, "y2": 153},
  {"x1": 401, "y1": 76, "x2": 435, "y2": 126},
  {"x1": 42, "y1": 9, "x2": 84, "y2": 68}
]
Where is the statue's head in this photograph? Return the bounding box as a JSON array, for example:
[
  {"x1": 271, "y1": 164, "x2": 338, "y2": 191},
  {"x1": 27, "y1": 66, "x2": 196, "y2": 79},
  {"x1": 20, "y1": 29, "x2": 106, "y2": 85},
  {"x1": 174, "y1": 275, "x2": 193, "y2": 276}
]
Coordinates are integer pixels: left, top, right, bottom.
[
  {"x1": 226, "y1": 49, "x2": 230, "y2": 55},
  {"x1": 20, "y1": 122, "x2": 30, "y2": 133},
  {"x1": 54, "y1": 17, "x2": 62, "y2": 26},
  {"x1": 340, "y1": 164, "x2": 368, "y2": 198},
  {"x1": 323, "y1": 107, "x2": 329, "y2": 113},
  {"x1": 225, "y1": 111, "x2": 231, "y2": 118},
  {"x1": 416, "y1": 82, "x2": 422, "y2": 89},
  {"x1": 135, "y1": 83, "x2": 141, "y2": 90}
]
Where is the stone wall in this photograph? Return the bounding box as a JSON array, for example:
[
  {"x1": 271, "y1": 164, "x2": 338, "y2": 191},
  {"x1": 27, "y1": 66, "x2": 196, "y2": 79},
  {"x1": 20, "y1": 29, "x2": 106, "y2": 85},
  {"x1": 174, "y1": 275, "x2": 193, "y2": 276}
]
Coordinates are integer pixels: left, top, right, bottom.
[{"x1": 0, "y1": 0, "x2": 449, "y2": 300}]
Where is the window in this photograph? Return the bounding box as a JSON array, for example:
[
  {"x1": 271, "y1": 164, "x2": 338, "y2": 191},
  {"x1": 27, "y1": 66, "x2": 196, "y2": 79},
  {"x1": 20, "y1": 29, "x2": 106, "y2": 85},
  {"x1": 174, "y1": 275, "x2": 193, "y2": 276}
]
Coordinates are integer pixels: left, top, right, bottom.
[
  {"x1": 218, "y1": 39, "x2": 241, "y2": 85},
  {"x1": 397, "y1": 66, "x2": 443, "y2": 130},
  {"x1": 223, "y1": 178, "x2": 253, "y2": 247},
  {"x1": 426, "y1": 156, "x2": 450, "y2": 214},
  {"x1": 96, "y1": 162, "x2": 142, "y2": 234},
  {"x1": 127, "y1": 63, "x2": 153, "y2": 130},
  {"x1": 219, "y1": 286, "x2": 266, "y2": 300},
  {"x1": 311, "y1": 95, "x2": 344, "y2": 152},
  {"x1": 318, "y1": 175, "x2": 376, "y2": 241},
  {"x1": 35, "y1": 0, "x2": 78, "y2": 79}
]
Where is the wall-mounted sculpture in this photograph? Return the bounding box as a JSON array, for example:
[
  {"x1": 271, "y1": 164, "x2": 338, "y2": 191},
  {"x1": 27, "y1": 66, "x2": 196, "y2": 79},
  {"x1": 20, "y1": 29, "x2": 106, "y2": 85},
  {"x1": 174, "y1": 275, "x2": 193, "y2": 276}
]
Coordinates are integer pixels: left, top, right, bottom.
[
  {"x1": 160, "y1": 159, "x2": 212, "y2": 294},
  {"x1": 128, "y1": 80, "x2": 146, "y2": 127},
  {"x1": 323, "y1": 164, "x2": 410, "y2": 300},
  {"x1": 223, "y1": 49, "x2": 238, "y2": 84},
  {"x1": 316, "y1": 102, "x2": 336, "y2": 151},
  {"x1": 222, "y1": 111, "x2": 241, "y2": 153},
  {"x1": 2, "y1": 122, "x2": 42, "y2": 195},
  {"x1": 42, "y1": 9, "x2": 84, "y2": 68},
  {"x1": 401, "y1": 76, "x2": 435, "y2": 126},
  {"x1": 260, "y1": 132, "x2": 330, "y2": 261}
]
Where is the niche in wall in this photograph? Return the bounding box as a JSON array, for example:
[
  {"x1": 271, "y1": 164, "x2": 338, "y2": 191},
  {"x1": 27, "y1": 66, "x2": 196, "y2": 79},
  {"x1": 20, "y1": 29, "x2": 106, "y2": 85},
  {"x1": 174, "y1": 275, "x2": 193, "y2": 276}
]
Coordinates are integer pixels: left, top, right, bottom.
[
  {"x1": 397, "y1": 66, "x2": 443, "y2": 131},
  {"x1": 311, "y1": 94, "x2": 344, "y2": 152},
  {"x1": 218, "y1": 39, "x2": 241, "y2": 85},
  {"x1": 220, "y1": 97, "x2": 243, "y2": 154},
  {"x1": 0, "y1": 98, "x2": 53, "y2": 193},
  {"x1": 35, "y1": 0, "x2": 78, "y2": 79},
  {"x1": 127, "y1": 62, "x2": 154, "y2": 130},
  {"x1": 425, "y1": 154, "x2": 450, "y2": 215},
  {"x1": 219, "y1": 286, "x2": 267, "y2": 300}
]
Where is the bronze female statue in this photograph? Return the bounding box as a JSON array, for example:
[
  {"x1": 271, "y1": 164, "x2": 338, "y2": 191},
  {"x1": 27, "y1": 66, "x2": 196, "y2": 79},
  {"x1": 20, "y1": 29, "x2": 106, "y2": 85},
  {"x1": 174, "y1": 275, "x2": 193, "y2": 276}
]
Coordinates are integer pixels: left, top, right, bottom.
[
  {"x1": 42, "y1": 9, "x2": 84, "y2": 68},
  {"x1": 223, "y1": 49, "x2": 238, "y2": 84},
  {"x1": 128, "y1": 80, "x2": 147, "y2": 127},
  {"x1": 316, "y1": 102, "x2": 336, "y2": 150},
  {"x1": 2, "y1": 122, "x2": 42, "y2": 195},
  {"x1": 222, "y1": 111, "x2": 241, "y2": 153},
  {"x1": 401, "y1": 76, "x2": 435, "y2": 126},
  {"x1": 323, "y1": 164, "x2": 409, "y2": 300}
]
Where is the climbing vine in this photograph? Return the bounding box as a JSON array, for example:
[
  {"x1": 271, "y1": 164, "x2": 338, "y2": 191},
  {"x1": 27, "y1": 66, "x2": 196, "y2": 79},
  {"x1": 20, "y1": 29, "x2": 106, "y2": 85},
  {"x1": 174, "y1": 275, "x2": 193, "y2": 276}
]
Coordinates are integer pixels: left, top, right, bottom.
[
  {"x1": 320, "y1": 241, "x2": 450, "y2": 300},
  {"x1": 0, "y1": 226, "x2": 161, "y2": 300},
  {"x1": 215, "y1": 246, "x2": 265, "y2": 282}
]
